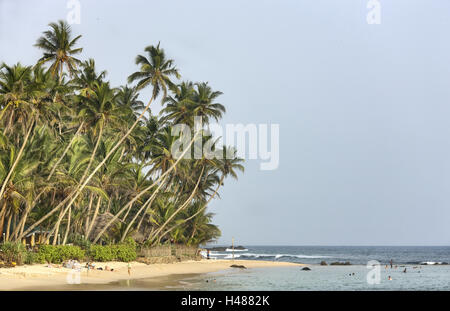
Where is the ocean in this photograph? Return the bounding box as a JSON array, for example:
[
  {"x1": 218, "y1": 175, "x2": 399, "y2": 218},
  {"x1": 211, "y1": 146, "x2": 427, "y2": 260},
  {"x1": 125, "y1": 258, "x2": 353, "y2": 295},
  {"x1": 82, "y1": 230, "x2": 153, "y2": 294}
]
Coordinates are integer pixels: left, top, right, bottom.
[
  {"x1": 201, "y1": 245, "x2": 450, "y2": 265},
  {"x1": 39, "y1": 246, "x2": 449, "y2": 291},
  {"x1": 182, "y1": 245, "x2": 450, "y2": 290}
]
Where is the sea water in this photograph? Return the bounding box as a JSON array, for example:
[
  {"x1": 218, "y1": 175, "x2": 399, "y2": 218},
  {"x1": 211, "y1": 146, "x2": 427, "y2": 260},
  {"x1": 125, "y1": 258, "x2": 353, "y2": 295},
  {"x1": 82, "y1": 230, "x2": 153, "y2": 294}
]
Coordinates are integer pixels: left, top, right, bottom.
[{"x1": 183, "y1": 246, "x2": 450, "y2": 290}]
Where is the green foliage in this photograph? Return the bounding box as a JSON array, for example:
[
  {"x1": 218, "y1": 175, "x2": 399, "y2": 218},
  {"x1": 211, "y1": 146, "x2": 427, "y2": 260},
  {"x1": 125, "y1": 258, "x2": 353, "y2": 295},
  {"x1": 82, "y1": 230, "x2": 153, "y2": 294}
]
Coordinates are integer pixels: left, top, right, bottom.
[
  {"x1": 24, "y1": 251, "x2": 38, "y2": 265},
  {"x1": 88, "y1": 245, "x2": 115, "y2": 262},
  {"x1": 113, "y1": 244, "x2": 137, "y2": 262},
  {"x1": 88, "y1": 243, "x2": 136, "y2": 262},
  {"x1": 0, "y1": 242, "x2": 27, "y2": 265},
  {"x1": 36, "y1": 245, "x2": 85, "y2": 264},
  {"x1": 71, "y1": 234, "x2": 92, "y2": 249},
  {"x1": 0, "y1": 20, "x2": 245, "y2": 251}
]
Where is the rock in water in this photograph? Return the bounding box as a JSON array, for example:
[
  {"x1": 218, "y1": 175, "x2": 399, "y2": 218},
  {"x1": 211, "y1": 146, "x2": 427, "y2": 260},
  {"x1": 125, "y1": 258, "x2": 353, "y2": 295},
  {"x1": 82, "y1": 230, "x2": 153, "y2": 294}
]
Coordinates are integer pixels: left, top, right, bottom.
[
  {"x1": 230, "y1": 264, "x2": 247, "y2": 269},
  {"x1": 301, "y1": 267, "x2": 311, "y2": 271},
  {"x1": 330, "y1": 261, "x2": 351, "y2": 266},
  {"x1": 320, "y1": 261, "x2": 327, "y2": 266}
]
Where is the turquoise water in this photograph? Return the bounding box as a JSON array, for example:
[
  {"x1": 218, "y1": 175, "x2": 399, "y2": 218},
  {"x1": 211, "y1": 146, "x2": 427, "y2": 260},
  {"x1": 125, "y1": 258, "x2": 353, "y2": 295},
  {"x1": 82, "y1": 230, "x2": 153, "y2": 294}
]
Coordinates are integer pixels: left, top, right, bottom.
[
  {"x1": 41, "y1": 246, "x2": 449, "y2": 291},
  {"x1": 178, "y1": 265, "x2": 450, "y2": 291},
  {"x1": 203, "y1": 245, "x2": 450, "y2": 265},
  {"x1": 184, "y1": 246, "x2": 450, "y2": 290}
]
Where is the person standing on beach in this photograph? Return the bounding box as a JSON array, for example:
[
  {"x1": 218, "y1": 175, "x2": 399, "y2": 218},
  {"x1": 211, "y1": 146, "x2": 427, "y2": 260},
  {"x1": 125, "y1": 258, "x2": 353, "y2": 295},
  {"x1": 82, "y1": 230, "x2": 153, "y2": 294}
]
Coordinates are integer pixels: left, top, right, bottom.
[
  {"x1": 390, "y1": 259, "x2": 393, "y2": 268},
  {"x1": 128, "y1": 262, "x2": 131, "y2": 276}
]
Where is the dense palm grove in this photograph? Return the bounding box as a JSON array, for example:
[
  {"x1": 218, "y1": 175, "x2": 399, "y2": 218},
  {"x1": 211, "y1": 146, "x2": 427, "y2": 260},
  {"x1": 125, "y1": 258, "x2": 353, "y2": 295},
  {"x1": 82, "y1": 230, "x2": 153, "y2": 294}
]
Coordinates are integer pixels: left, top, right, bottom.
[{"x1": 0, "y1": 21, "x2": 244, "y2": 247}]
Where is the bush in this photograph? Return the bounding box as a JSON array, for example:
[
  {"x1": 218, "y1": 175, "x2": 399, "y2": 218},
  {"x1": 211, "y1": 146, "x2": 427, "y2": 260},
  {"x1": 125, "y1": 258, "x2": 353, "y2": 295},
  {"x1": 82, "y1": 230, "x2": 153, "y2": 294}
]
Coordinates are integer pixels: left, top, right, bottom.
[
  {"x1": 113, "y1": 244, "x2": 137, "y2": 262},
  {"x1": 36, "y1": 245, "x2": 85, "y2": 264},
  {"x1": 70, "y1": 234, "x2": 92, "y2": 249},
  {"x1": 24, "y1": 251, "x2": 38, "y2": 265},
  {"x1": 0, "y1": 242, "x2": 27, "y2": 265},
  {"x1": 88, "y1": 245, "x2": 115, "y2": 262},
  {"x1": 88, "y1": 243, "x2": 137, "y2": 262}
]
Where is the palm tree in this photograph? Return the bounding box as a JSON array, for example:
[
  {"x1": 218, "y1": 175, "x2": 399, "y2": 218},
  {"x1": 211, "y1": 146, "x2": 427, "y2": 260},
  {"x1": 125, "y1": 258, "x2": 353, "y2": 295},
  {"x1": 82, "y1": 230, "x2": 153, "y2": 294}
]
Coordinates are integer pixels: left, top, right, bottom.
[
  {"x1": 55, "y1": 43, "x2": 180, "y2": 233},
  {"x1": 128, "y1": 43, "x2": 180, "y2": 100},
  {"x1": 3, "y1": 21, "x2": 245, "y2": 249},
  {"x1": 192, "y1": 82, "x2": 225, "y2": 124},
  {"x1": 35, "y1": 20, "x2": 82, "y2": 82}
]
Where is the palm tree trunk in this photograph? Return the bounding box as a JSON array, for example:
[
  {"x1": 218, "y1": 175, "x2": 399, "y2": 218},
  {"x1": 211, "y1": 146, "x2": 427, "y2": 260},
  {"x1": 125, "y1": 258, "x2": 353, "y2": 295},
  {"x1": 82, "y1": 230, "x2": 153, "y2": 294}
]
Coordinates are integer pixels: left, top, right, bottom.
[
  {"x1": 118, "y1": 147, "x2": 125, "y2": 162},
  {"x1": 79, "y1": 123, "x2": 103, "y2": 186},
  {"x1": 91, "y1": 130, "x2": 198, "y2": 244},
  {"x1": 52, "y1": 209, "x2": 64, "y2": 245},
  {"x1": 119, "y1": 176, "x2": 168, "y2": 242},
  {"x1": 62, "y1": 96, "x2": 156, "y2": 229},
  {"x1": 47, "y1": 121, "x2": 84, "y2": 181},
  {"x1": 158, "y1": 175, "x2": 224, "y2": 241},
  {"x1": 121, "y1": 203, "x2": 133, "y2": 222},
  {"x1": 0, "y1": 201, "x2": 6, "y2": 240},
  {"x1": 5, "y1": 212, "x2": 12, "y2": 241},
  {"x1": 46, "y1": 124, "x2": 104, "y2": 241},
  {"x1": 62, "y1": 206, "x2": 72, "y2": 245},
  {"x1": 84, "y1": 193, "x2": 94, "y2": 235},
  {"x1": 18, "y1": 193, "x2": 71, "y2": 240},
  {"x1": 0, "y1": 119, "x2": 34, "y2": 201},
  {"x1": 135, "y1": 193, "x2": 157, "y2": 233},
  {"x1": 148, "y1": 166, "x2": 205, "y2": 244},
  {"x1": 11, "y1": 189, "x2": 46, "y2": 241},
  {"x1": 85, "y1": 196, "x2": 101, "y2": 239}
]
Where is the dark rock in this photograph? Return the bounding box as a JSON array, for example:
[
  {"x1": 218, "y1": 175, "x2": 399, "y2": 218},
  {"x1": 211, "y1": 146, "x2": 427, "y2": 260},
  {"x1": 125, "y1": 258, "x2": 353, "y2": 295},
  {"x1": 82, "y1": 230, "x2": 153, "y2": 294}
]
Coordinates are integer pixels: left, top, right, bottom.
[
  {"x1": 330, "y1": 261, "x2": 351, "y2": 266},
  {"x1": 301, "y1": 267, "x2": 311, "y2": 271},
  {"x1": 320, "y1": 261, "x2": 327, "y2": 266},
  {"x1": 230, "y1": 264, "x2": 247, "y2": 269}
]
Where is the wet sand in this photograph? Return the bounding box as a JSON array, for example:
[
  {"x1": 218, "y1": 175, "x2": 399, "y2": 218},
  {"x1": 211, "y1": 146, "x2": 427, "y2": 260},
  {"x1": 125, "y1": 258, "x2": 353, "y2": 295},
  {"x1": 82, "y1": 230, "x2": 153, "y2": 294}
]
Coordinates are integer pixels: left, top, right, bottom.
[{"x1": 0, "y1": 259, "x2": 302, "y2": 291}]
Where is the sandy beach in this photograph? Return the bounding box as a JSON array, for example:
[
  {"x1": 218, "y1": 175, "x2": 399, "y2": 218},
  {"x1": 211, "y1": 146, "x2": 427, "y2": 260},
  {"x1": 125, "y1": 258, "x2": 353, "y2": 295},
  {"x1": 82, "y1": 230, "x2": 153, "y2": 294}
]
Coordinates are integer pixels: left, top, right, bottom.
[{"x1": 0, "y1": 259, "x2": 301, "y2": 290}]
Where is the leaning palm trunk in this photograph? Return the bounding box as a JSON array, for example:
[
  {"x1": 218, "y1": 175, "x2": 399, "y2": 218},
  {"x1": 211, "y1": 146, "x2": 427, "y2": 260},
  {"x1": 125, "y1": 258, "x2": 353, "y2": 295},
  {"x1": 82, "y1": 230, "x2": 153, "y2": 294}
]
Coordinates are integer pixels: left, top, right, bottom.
[
  {"x1": 42, "y1": 122, "x2": 105, "y2": 243},
  {"x1": 78, "y1": 123, "x2": 103, "y2": 185},
  {"x1": 18, "y1": 193, "x2": 72, "y2": 240},
  {"x1": 92, "y1": 130, "x2": 199, "y2": 244},
  {"x1": 135, "y1": 192, "x2": 158, "y2": 233},
  {"x1": 85, "y1": 196, "x2": 101, "y2": 239},
  {"x1": 47, "y1": 121, "x2": 84, "y2": 181},
  {"x1": 11, "y1": 189, "x2": 47, "y2": 241},
  {"x1": 84, "y1": 193, "x2": 94, "y2": 236},
  {"x1": 52, "y1": 209, "x2": 65, "y2": 245},
  {"x1": 119, "y1": 175, "x2": 168, "y2": 242},
  {"x1": 148, "y1": 166, "x2": 205, "y2": 245},
  {"x1": 0, "y1": 119, "x2": 34, "y2": 201},
  {"x1": 57, "y1": 96, "x2": 156, "y2": 239},
  {"x1": 0, "y1": 202, "x2": 7, "y2": 239},
  {"x1": 159, "y1": 175, "x2": 224, "y2": 240},
  {"x1": 5, "y1": 212, "x2": 12, "y2": 241},
  {"x1": 62, "y1": 206, "x2": 71, "y2": 245}
]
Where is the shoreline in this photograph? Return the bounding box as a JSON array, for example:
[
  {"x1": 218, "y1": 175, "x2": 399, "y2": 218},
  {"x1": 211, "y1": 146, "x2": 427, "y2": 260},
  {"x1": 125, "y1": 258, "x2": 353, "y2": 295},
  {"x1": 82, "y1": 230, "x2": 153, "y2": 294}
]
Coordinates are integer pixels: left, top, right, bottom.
[{"x1": 0, "y1": 259, "x2": 302, "y2": 291}]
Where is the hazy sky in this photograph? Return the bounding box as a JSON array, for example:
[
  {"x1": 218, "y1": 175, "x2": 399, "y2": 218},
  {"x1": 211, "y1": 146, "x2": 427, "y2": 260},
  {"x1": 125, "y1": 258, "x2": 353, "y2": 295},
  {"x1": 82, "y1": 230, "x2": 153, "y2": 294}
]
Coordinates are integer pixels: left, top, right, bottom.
[{"x1": 1, "y1": 0, "x2": 449, "y2": 245}]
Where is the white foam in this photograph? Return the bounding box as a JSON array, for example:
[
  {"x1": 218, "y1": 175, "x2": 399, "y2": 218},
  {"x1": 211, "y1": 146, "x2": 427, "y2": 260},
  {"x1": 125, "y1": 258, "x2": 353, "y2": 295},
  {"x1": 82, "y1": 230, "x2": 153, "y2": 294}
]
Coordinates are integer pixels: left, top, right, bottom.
[{"x1": 203, "y1": 251, "x2": 331, "y2": 260}]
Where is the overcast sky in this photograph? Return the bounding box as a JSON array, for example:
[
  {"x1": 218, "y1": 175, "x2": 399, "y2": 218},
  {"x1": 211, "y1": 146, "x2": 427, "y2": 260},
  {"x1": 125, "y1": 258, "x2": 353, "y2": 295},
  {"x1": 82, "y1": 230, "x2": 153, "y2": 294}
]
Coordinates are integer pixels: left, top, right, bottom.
[{"x1": 1, "y1": 0, "x2": 449, "y2": 246}]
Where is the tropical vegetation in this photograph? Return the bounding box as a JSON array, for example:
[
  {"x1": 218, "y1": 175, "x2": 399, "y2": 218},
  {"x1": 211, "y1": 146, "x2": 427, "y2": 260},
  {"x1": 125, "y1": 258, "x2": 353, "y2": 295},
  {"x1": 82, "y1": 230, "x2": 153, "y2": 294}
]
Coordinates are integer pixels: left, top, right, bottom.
[{"x1": 0, "y1": 20, "x2": 244, "y2": 253}]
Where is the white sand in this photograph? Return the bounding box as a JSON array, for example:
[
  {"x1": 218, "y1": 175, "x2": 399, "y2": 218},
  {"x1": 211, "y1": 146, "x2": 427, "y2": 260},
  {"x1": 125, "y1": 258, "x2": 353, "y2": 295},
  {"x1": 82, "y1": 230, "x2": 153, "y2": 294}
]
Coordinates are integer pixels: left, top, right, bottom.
[{"x1": 0, "y1": 259, "x2": 302, "y2": 290}]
